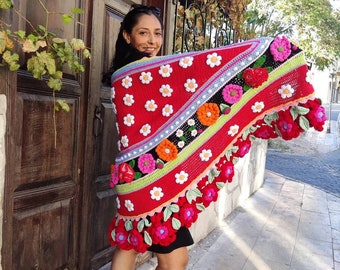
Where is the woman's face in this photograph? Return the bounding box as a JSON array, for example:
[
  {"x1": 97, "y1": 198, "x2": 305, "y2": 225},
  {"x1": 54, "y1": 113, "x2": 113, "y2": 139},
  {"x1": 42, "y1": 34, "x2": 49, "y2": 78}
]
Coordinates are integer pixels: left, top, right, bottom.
[{"x1": 123, "y1": 14, "x2": 163, "y2": 57}]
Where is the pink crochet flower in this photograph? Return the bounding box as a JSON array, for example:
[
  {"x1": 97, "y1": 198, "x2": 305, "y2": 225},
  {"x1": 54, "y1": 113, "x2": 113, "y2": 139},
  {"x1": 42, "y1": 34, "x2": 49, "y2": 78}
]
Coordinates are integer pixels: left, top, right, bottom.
[
  {"x1": 222, "y1": 84, "x2": 243, "y2": 104},
  {"x1": 138, "y1": 153, "x2": 156, "y2": 174},
  {"x1": 270, "y1": 36, "x2": 291, "y2": 62}
]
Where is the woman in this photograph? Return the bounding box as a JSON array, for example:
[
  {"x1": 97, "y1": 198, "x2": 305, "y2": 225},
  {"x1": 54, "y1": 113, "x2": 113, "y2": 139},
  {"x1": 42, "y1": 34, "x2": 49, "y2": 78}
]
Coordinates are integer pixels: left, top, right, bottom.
[
  {"x1": 109, "y1": 5, "x2": 193, "y2": 270},
  {"x1": 108, "y1": 4, "x2": 325, "y2": 270}
]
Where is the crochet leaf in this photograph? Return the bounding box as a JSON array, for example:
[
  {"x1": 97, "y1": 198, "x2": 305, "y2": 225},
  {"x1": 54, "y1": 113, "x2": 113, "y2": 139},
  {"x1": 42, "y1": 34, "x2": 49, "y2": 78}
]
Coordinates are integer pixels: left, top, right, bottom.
[
  {"x1": 299, "y1": 115, "x2": 310, "y2": 131},
  {"x1": 137, "y1": 219, "x2": 145, "y2": 232},
  {"x1": 144, "y1": 231, "x2": 152, "y2": 246},
  {"x1": 125, "y1": 220, "x2": 133, "y2": 231},
  {"x1": 186, "y1": 188, "x2": 202, "y2": 204},
  {"x1": 208, "y1": 167, "x2": 220, "y2": 183},
  {"x1": 253, "y1": 55, "x2": 266, "y2": 68},
  {"x1": 216, "y1": 182, "x2": 225, "y2": 190},
  {"x1": 172, "y1": 217, "x2": 181, "y2": 230},
  {"x1": 196, "y1": 203, "x2": 205, "y2": 212},
  {"x1": 164, "y1": 204, "x2": 179, "y2": 221}
]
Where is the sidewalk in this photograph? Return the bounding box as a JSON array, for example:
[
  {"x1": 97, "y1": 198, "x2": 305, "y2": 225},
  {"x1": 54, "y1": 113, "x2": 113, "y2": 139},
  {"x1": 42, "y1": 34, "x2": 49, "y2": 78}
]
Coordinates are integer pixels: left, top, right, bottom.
[{"x1": 186, "y1": 171, "x2": 340, "y2": 270}]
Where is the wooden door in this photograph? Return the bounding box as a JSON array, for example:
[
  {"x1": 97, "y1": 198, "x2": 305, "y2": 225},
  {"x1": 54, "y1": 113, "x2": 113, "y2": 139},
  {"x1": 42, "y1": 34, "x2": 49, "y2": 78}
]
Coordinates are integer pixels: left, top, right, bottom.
[
  {"x1": 1, "y1": 0, "x2": 88, "y2": 269},
  {"x1": 79, "y1": 1, "x2": 138, "y2": 269}
]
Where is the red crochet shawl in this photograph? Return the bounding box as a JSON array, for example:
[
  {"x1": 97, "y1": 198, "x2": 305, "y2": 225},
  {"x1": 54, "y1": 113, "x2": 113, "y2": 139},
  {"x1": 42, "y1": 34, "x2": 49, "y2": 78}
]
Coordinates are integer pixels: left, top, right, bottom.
[{"x1": 108, "y1": 37, "x2": 326, "y2": 252}]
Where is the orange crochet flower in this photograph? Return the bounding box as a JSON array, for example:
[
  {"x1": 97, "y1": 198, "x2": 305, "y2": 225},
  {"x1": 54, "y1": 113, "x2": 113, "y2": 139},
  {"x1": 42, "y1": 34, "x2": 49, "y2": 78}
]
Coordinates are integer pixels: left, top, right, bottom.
[
  {"x1": 155, "y1": 139, "x2": 178, "y2": 161},
  {"x1": 197, "y1": 103, "x2": 220, "y2": 126}
]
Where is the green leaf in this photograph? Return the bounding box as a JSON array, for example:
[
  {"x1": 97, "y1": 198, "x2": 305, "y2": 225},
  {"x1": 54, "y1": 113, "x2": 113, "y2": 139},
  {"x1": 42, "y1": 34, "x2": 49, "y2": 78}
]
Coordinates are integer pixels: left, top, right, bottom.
[
  {"x1": 208, "y1": 167, "x2": 220, "y2": 183},
  {"x1": 52, "y1": 37, "x2": 66, "y2": 44},
  {"x1": 220, "y1": 103, "x2": 231, "y2": 114},
  {"x1": 232, "y1": 157, "x2": 239, "y2": 165},
  {"x1": 83, "y1": 48, "x2": 91, "y2": 59},
  {"x1": 0, "y1": 0, "x2": 13, "y2": 9},
  {"x1": 71, "y1": 7, "x2": 84, "y2": 14},
  {"x1": 243, "y1": 84, "x2": 251, "y2": 92},
  {"x1": 164, "y1": 204, "x2": 180, "y2": 221},
  {"x1": 14, "y1": 30, "x2": 26, "y2": 39},
  {"x1": 129, "y1": 159, "x2": 136, "y2": 168},
  {"x1": 134, "y1": 172, "x2": 142, "y2": 180},
  {"x1": 2, "y1": 50, "x2": 20, "y2": 71},
  {"x1": 168, "y1": 204, "x2": 179, "y2": 213},
  {"x1": 290, "y1": 107, "x2": 299, "y2": 121},
  {"x1": 48, "y1": 78, "x2": 62, "y2": 91},
  {"x1": 172, "y1": 217, "x2": 181, "y2": 230},
  {"x1": 299, "y1": 115, "x2": 310, "y2": 131},
  {"x1": 196, "y1": 203, "x2": 206, "y2": 212},
  {"x1": 264, "y1": 112, "x2": 279, "y2": 126},
  {"x1": 27, "y1": 55, "x2": 46, "y2": 80},
  {"x1": 216, "y1": 182, "x2": 225, "y2": 189},
  {"x1": 56, "y1": 99, "x2": 70, "y2": 112},
  {"x1": 62, "y1": 14, "x2": 73, "y2": 25},
  {"x1": 253, "y1": 55, "x2": 266, "y2": 67},
  {"x1": 186, "y1": 188, "x2": 202, "y2": 204},
  {"x1": 137, "y1": 219, "x2": 145, "y2": 232},
  {"x1": 110, "y1": 230, "x2": 116, "y2": 241},
  {"x1": 144, "y1": 218, "x2": 151, "y2": 227},
  {"x1": 163, "y1": 207, "x2": 172, "y2": 221},
  {"x1": 38, "y1": 25, "x2": 46, "y2": 33},
  {"x1": 266, "y1": 66, "x2": 273, "y2": 73},
  {"x1": 144, "y1": 231, "x2": 152, "y2": 246},
  {"x1": 124, "y1": 220, "x2": 133, "y2": 231},
  {"x1": 71, "y1": 38, "x2": 85, "y2": 50},
  {"x1": 291, "y1": 105, "x2": 310, "y2": 116}
]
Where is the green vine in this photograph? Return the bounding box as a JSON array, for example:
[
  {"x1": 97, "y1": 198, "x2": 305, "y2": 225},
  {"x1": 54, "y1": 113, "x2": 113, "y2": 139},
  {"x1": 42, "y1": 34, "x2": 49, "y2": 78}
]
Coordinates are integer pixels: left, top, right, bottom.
[{"x1": 0, "y1": 0, "x2": 91, "y2": 146}]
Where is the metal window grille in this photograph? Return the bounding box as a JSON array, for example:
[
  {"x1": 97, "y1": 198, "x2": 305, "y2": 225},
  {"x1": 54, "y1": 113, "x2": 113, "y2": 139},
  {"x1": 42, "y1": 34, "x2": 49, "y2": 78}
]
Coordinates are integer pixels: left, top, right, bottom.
[{"x1": 172, "y1": 0, "x2": 237, "y2": 53}]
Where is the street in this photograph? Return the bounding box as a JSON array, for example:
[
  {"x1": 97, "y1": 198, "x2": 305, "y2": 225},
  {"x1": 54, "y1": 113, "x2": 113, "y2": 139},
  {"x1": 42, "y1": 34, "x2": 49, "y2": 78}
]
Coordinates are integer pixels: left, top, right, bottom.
[{"x1": 265, "y1": 102, "x2": 340, "y2": 198}]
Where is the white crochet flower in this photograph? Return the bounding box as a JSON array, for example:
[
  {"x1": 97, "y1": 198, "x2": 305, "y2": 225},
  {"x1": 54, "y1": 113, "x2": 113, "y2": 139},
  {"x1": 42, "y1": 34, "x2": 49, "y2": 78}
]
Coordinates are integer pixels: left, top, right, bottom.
[
  {"x1": 184, "y1": 78, "x2": 198, "y2": 93},
  {"x1": 175, "y1": 171, "x2": 189, "y2": 184},
  {"x1": 176, "y1": 129, "x2": 184, "y2": 137},
  {"x1": 228, "y1": 125, "x2": 239, "y2": 137},
  {"x1": 139, "y1": 71, "x2": 153, "y2": 84},
  {"x1": 150, "y1": 187, "x2": 164, "y2": 201},
  {"x1": 200, "y1": 149, "x2": 212, "y2": 161},
  {"x1": 116, "y1": 197, "x2": 121, "y2": 209},
  {"x1": 278, "y1": 84, "x2": 295, "y2": 98},
  {"x1": 110, "y1": 87, "x2": 115, "y2": 100},
  {"x1": 145, "y1": 99, "x2": 158, "y2": 112},
  {"x1": 251, "y1": 101, "x2": 265, "y2": 113},
  {"x1": 159, "y1": 64, "x2": 173, "y2": 77},
  {"x1": 191, "y1": 129, "x2": 198, "y2": 137},
  {"x1": 124, "y1": 200, "x2": 134, "y2": 212},
  {"x1": 123, "y1": 94, "x2": 135, "y2": 106},
  {"x1": 187, "y1": 119, "x2": 195, "y2": 126},
  {"x1": 121, "y1": 135, "x2": 129, "y2": 147},
  {"x1": 179, "y1": 56, "x2": 194, "y2": 68},
  {"x1": 162, "y1": 104, "x2": 173, "y2": 117},
  {"x1": 159, "y1": 84, "x2": 173, "y2": 97},
  {"x1": 140, "y1": 124, "x2": 151, "y2": 136},
  {"x1": 122, "y1": 76, "x2": 132, "y2": 89},
  {"x1": 206, "y1": 52, "x2": 222, "y2": 67},
  {"x1": 177, "y1": 141, "x2": 185, "y2": 148},
  {"x1": 123, "y1": 114, "x2": 135, "y2": 126}
]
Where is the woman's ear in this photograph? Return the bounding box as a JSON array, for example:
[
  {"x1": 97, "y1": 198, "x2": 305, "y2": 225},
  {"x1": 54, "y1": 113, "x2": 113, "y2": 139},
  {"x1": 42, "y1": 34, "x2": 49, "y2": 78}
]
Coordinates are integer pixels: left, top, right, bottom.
[{"x1": 122, "y1": 30, "x2": 131, "y2": 44}]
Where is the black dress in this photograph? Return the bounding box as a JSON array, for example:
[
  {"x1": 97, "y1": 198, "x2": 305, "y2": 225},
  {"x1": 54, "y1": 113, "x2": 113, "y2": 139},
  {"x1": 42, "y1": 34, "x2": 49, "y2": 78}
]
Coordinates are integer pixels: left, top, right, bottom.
[{"x1": 147, "y1": 227, "x2": 194, "y2": 254}]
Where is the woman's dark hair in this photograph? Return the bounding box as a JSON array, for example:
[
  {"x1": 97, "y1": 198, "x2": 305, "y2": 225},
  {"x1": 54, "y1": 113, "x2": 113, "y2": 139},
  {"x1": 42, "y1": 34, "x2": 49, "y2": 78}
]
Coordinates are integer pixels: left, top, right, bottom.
[{"x1": 102, "y1": 5, "x2": 162, "y2": 84}]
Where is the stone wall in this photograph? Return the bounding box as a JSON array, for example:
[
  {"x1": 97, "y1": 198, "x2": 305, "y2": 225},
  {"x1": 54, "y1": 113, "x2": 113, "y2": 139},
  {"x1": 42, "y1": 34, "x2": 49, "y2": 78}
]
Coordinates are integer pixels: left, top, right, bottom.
[{"x1": 189, "y1": 138, "x2": 267, "y2": 244}]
